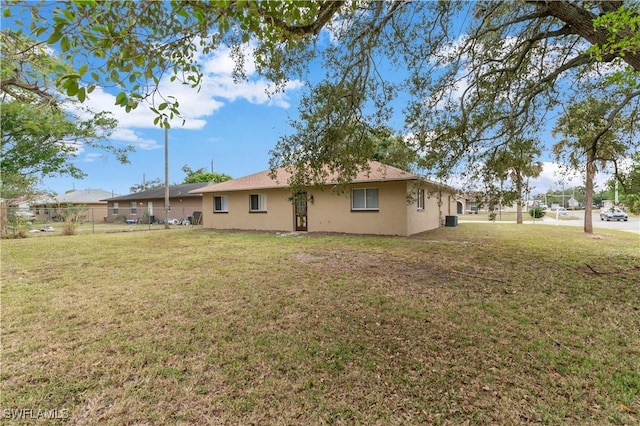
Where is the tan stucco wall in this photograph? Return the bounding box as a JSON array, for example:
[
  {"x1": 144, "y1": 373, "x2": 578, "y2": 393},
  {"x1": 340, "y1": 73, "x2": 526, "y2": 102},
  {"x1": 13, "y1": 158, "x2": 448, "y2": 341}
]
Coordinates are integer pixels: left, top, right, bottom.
[
  {"x1": 306, "y1": 181, "x2": 409, "y2": 235},
  {"x1": 200, "y1": 181, "x2": 457, "y2": 236},
  {"x1": 405, "y1": 184, "x2": 459, "y2": 235},
  {"x1": 202, "y1": 189, "x2": 294, "y2": 232},
  {"x1": 406, "y1": 192, "x2": 436, "y2": 235}
]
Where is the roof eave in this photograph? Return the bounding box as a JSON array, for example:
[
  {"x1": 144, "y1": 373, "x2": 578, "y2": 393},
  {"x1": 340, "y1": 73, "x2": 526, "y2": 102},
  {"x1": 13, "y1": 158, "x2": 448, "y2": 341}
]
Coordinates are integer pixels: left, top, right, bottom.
[{"x1": 196, "y1": 177, "x2": 421, "y2": 193}]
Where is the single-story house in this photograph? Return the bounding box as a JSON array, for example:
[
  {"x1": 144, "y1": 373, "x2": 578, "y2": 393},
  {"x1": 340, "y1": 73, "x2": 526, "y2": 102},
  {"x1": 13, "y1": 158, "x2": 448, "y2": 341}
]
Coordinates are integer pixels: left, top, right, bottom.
[
  {"x1": 1, "y1": 196, "x2": 36, "y2": 221},
  {"x1": 191, "y1": 161, "x2": 458, "y2": 236},
  {"x1": 456, "y1": 193, "x2": 541, "y2": 215},
  {"x1": 32, "y1": 189, "x2": 116, "y2": 221},
  {"x1": 102, "y1": 183, "x2": 209, "y2": 224},
  {"x1": 5, "y1": 196, "x2": 31, "y2": 211}
]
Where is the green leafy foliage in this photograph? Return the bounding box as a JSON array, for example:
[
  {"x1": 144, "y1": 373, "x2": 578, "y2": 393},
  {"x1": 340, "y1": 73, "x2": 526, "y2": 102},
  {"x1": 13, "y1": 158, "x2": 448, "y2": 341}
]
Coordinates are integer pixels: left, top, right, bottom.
[
  {"x1": 1, "y1": 30, "x2": 133, "y2": 195},
  {"x1": 528, "y1": 207, "x2": 546, "y2": 219},
  {"x1": 181, "y1": 165, "x2": 232, "y2": 184},
  {"x1": 4, "y1": 0, "x2": 640, "y2": 204},
  {"x1": 129, "y1": 177, "x2": 163, "y2": 194},
  {"x1": 553, "y1": 93, "x2": 638, "y2": 232},
  {"x1": 6, "y1": 0, "x2": 346, "y2": 123},
  {"x1": 481, "y1": 134, "x2": 543, "y2": 224},
  {"x1": 613, "y1": 151, "x2": 640, "y2": 214},
  {"x1": 590, "y1": 6, "x2": 640, "y2": 61},
  {"x1": 267, "y1": 1, "x2": 639, "y2": 199}
]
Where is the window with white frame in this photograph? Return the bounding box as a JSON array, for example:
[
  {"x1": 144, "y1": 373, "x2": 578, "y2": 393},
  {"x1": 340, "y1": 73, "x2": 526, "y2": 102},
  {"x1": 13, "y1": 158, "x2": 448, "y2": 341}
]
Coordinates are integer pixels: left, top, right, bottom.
[
  {"x1": 130, "y1": 201, "x2": 137, "y2": 215},
  {"x1": 112, "y1": 202, "x2": 119, "y2": 214},
  {"x1": 214, "y1": 195, "x2": 228, "y2": 212},
  {"x1": 417, "y1": 189, "x2": 425, "y2": 210},
  {"x1": 351, "y1": 188, "x2": 379, "y2": 210},
  {"x1": 249, "y1": 194, "x2": 267, "y2": 212}
]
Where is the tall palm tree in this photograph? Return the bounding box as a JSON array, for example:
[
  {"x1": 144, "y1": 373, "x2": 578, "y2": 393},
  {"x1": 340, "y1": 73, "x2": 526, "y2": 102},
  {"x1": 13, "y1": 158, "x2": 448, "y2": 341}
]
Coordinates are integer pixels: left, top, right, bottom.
[
  {"x1": 487, "y1": 138, "x2": 543, "y2": 224},
  {"x1": 553, "y1": 97, "x2": 634, "y2": 234}
]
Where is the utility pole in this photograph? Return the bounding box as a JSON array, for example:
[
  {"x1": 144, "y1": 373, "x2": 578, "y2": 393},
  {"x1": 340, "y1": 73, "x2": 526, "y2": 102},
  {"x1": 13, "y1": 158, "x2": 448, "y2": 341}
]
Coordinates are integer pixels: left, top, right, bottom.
[{"x1": 164, "y1": 126, "x2": 170, "y2": 229}]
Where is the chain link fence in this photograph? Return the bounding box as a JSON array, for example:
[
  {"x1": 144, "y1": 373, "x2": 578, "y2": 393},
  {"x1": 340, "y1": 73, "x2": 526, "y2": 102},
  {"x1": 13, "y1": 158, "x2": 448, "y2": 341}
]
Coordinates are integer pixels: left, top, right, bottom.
[{"x1": 1, "y1": 205, "x2": 202, "y2": 238}]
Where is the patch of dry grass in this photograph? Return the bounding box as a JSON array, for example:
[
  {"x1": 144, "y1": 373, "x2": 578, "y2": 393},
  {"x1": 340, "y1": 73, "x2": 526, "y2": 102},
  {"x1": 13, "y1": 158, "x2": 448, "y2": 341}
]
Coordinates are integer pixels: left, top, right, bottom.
[{"x1": 1, "y1": 225, "x2": 639, "y2": 424}]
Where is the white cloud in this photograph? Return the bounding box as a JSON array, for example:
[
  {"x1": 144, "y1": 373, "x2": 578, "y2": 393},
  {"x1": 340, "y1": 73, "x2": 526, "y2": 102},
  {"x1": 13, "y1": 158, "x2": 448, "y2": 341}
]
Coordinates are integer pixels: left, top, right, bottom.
[
  {"x1": 111, "y1": 128, "x2": 161, "y2": 150},
  {"x1": 202, "y1": 43, "x2": 257, "y2": 76},
  {"x1": 528, "y1": 161, "x2": 612, "y2": 194},
  {"x1": 442, "y1": 161, "x2": 615, "y2": 194},
  {"x1": 81, "y1": 153, "x2": 104, "y2": 163},
  {"x1": 195, "y1": 44, "x2": 304, "y2": 108},
  {"x1": 62, "y1": 88, "x2": 165, "y2": 150},
  {"x1": 75, "y1": 43, "x2": 304, "y2": 143}
]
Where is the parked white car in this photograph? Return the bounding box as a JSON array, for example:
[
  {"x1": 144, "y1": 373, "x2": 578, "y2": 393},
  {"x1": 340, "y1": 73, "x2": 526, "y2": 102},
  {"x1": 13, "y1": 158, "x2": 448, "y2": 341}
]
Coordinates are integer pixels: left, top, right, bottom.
[{"x1": 600, "y1": 208, "x2": 628, "y2": 222}]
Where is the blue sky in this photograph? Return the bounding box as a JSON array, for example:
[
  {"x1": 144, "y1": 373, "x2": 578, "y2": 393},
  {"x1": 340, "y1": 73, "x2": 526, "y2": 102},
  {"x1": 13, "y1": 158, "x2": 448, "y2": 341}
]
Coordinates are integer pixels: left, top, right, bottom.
[
  {"x1": 43, "y1": 44, "x2": 310, "y2": 196},
  {"x1": 46, "y1": 48, "x2": 609, "y2": 198},
  {"x1": 5, "y1": 3, "x2": 617, "y2": 198}
]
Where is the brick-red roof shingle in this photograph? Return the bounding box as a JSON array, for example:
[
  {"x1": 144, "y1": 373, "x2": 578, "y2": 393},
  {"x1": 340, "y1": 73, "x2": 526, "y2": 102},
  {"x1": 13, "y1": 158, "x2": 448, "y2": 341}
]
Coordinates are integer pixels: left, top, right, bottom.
[{"x1": 191, "y1": 161, "x2": 419, "y2": 194}]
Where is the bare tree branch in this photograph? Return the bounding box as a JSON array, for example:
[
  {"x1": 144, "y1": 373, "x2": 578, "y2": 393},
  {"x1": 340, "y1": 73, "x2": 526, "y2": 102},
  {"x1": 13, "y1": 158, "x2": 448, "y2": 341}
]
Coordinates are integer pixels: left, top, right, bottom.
[
  {"x1": 0, "y1": 76, "x2": 59, "y2": 107},
  {"x1": 596, "y1": 90, "x2": 640, "y2": 143}
]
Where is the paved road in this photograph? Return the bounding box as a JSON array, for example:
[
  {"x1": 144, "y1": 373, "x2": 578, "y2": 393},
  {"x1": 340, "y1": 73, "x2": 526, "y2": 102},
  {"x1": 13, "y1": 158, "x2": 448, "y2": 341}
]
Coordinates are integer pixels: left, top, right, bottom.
[
  {"x1": 545, "y1": 210, "x2": 640, "y2": 234},
  {"x1": 460, "y1": 211, "x2": 640, "y2": 235}
]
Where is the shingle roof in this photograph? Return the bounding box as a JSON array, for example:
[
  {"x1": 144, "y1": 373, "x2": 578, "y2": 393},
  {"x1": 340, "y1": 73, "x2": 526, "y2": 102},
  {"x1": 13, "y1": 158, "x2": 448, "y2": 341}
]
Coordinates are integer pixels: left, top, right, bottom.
[
  {"x1": 102, "y1": 183, "x2": 209, "y2": 201},
  {"x1": 34, "y1": 189, "x2": 117, "y2": 205},
  {"x1": 192, "y1": 161, "x2": 419, "y2": 194}
]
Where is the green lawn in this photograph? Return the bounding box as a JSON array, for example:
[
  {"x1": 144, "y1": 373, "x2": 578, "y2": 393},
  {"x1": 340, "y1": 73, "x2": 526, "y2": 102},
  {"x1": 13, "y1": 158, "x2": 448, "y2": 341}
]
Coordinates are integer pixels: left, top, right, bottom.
[{"x1": 1, "y1": 225, "x2": 639, "y2": 424}]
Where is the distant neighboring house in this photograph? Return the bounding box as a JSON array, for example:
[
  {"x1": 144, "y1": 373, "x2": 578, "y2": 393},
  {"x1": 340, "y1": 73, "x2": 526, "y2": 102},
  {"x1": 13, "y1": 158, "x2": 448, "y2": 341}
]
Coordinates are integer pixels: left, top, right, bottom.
[
  {"x1": 102, "y1": 183, "x2": 209, "y2": 224},
  {"x1": 32, "y1": 189, "x2": 116, "y2": 221},
  {"x1": 6, "y1": 196, "x2": 31, "y2": 211},
  {"x1": 456, "y1": 193, "x2": 530, "y2": 214},
  {"x1": 455, "y1": 193, "x2": 488, "y2": 215},
  {"x1": 567, "y1": 197, "x2": 581, "y2": 209},
  {"x1": 191, "y1": 161, "x2": 458, "y2": 236},
  {"x1": 1, "y1": 196, "x2": 36, "y2": 221}
]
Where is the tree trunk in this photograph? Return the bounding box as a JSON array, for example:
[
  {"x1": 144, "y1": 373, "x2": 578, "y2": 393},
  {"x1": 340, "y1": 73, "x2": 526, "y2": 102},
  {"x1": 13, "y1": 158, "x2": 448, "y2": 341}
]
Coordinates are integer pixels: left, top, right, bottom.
[
  {"x1": 515, "y1": 173, "x2": 524, "y2": 224},
  {"x1": 0, "y1": 200, "x2": 7, "y2": 238},
  {"x1": 584, "y1": 152, "x2": 596, "y2": 234}
]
